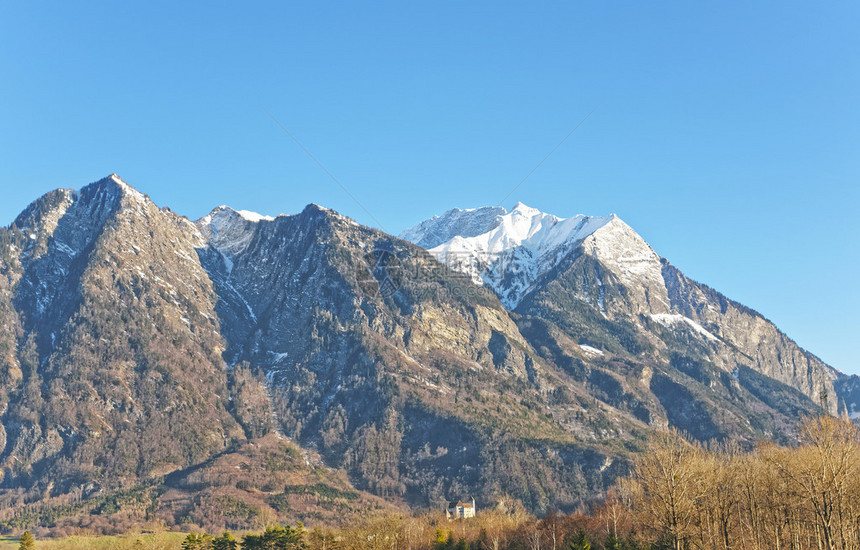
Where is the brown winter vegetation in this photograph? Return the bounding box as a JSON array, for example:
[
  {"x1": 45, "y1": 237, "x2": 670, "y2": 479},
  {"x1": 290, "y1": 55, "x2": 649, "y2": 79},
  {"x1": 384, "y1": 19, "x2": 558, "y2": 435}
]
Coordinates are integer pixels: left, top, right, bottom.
[
  {"x1": 5, "y1": 416, "x2": 859, "y2": 549},
  {"x1": 0, "y1": 433, "x2": 395, "y2": 538},
  {"x1": 622, "y1": 415, "x2": 860, "y2": 550}
]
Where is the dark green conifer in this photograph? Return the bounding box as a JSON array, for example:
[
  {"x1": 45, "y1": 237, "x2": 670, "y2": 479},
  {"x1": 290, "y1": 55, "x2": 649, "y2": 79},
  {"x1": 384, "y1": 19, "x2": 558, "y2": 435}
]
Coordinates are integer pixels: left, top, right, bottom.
[{"x1": 18, "y1": 531, "x2": 35, "y2": 550}]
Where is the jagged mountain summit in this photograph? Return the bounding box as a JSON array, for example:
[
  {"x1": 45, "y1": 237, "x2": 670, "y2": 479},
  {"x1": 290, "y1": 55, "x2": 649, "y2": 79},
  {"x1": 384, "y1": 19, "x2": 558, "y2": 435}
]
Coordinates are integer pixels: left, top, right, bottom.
[
  {"x1": 402, "y1": 203, "x2": 858, "y2": 417},
  {"x1": 0, "y1": 175, "x2": 856, "y2": 533},
  {"x1": 398, "y1": 205, "x2": 507, "y2": 249},
  {"x1": 2, "y1": 175, "x2": 614, "y2": 526},
  {"x1": 401, "y1": 203, "x2": 622, "y2": 309}
]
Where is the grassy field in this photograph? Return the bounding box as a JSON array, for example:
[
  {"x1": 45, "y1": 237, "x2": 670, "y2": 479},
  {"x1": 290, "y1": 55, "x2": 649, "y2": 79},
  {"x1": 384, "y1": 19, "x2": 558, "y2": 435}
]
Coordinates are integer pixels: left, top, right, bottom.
[{"x1": 0, "y1": 532, "x2": 187, "y2": 549}]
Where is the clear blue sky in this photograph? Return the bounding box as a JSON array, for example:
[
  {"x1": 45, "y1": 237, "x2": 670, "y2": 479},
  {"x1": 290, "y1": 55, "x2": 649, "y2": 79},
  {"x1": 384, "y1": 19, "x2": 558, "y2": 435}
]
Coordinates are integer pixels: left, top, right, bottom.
[{"x1": 1, "y1": 1, "x2": 858, "y2": 374}]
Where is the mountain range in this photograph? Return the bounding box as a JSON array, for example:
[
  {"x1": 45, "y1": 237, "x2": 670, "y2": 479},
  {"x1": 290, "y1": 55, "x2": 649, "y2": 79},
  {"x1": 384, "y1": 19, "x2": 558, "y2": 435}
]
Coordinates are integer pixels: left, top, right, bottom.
[{"x1": 0, "y1": 174, "x2": 856, "y2": 533}]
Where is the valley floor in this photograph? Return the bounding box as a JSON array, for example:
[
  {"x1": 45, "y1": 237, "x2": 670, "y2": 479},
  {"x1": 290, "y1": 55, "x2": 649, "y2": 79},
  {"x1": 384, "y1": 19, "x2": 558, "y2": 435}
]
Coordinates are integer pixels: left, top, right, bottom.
[{"x1": 0, "y1": 532, "x2": 187, "y2": 550}]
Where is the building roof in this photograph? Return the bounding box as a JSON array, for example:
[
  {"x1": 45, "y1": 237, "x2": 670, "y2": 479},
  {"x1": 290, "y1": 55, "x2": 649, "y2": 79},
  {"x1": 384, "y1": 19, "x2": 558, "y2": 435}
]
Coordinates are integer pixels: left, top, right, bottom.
[{"x1": 447, "y1": 498, "x2": 475, "y2": 508}]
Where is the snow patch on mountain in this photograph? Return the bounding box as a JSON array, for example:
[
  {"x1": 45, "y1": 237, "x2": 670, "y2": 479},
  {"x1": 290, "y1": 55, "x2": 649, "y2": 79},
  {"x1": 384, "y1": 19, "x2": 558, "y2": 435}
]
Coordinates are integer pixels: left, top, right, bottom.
[
  {"x1": 399, "y1": 206, "x2": 506, "y2": 248},
  {"x1": 197, "y1": 206, "x2": 266, "y2": 259},
  {"x1": 650, "y1": 313, "x2": 720, "y2": 342},
  {"x1": 109, "y1": 174, "x2": 151, "y2": 215},
  {"x1": 236, "y1": 210, "x2": 275, "y2": 223},
  {"x1": 12, "y1": 189, "x2": 77, "y2": 261},
  {"x1": 579, "y1": 344, "x2": 604, "y2": 356},
  {"x1": 581, "y1": 218, "x2": 663, "y2": 287}
]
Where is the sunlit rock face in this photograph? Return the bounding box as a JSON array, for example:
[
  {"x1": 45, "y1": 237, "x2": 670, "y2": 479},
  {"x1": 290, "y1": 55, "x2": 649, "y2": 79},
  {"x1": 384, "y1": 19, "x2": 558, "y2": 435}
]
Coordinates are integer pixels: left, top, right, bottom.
[
  {"x1": 0, "y1": 175, "x2": 854, "y2": 524},
  {"x1": 404, "y1": 202, "x2": 854, "y2": 416}
]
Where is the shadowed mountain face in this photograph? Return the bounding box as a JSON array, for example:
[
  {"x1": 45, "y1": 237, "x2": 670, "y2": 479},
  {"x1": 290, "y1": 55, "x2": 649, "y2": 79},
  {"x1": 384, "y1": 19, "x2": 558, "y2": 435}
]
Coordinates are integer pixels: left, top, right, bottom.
[{"x1": 0, "y1": 175, "x2": 854, "y2": 530}]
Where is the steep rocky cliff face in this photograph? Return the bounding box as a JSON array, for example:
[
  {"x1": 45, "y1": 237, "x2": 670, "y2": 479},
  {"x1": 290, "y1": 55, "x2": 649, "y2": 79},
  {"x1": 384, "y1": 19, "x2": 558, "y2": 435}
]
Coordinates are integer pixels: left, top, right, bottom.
[
  {"x1": 191, "y1": 202, "x2": 627, "y2": 510},
  {"x1": 0, "y1": 176, "x2": 853, "y2": 532},
  {"x1": 403, "y1": 204, "x2": 858, "y2": 439},
  {"x1": 0, "y1": 176, "x2": 244, "y2": 495},
  {"x1": 0, "y1": 176, "x2": 629, "y2": 528}
]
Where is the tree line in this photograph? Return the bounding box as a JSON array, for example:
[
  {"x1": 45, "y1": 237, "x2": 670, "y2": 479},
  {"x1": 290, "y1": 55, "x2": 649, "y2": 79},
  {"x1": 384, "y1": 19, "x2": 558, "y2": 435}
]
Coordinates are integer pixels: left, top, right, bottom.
[
  {"x1": 181, "y1": 524, "x2": 305, "y2": 549},
  {"x1": 187, "y1": 416, "x2": 859, "y2": 549},
  {"x1": 17, "y1": 416, "x2": 859, "y2": 549},
  {"x1": 622, "y1": 415, "x2": 860, "y2": 550}
]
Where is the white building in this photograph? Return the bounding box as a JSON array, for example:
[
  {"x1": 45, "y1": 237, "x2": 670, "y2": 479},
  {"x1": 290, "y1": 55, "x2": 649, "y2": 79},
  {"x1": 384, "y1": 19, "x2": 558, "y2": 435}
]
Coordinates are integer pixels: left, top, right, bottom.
[{"x1": 446, "y1": 497, "x2": 476, "y2": 519}]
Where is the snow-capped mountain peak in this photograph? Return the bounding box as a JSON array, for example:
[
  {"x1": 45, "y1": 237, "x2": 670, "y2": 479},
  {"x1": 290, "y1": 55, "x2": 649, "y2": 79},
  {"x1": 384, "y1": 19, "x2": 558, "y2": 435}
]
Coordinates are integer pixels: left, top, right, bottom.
[
  {"x1": 201, "y1": 205, "x2": 275, "y2": 224},
  {"x1": 196, "y1": 206, "x2": 267, "y2": 259},
  {"x1": 237, "y1": 209, "x2": 275, "y2": 223},
  {"x1": 510, "y1": 201, "x2": 541, "y2": 216},
  {"x1": 398, "y1": 205, "x2": 506, "y2": 249},
  {"x1": 106, "y1": 173, "x2": 148, "y2": 206},
  {"x1": 402, "y1": 203, "x2": 619, "y2": 308}
]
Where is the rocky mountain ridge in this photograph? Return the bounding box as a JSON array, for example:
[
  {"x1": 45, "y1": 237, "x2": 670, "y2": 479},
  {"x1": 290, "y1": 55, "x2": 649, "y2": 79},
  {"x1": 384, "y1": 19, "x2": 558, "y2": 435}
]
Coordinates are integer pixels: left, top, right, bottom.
[
  {"x1": 402, "y1": 203, "x2": 855, "y2": 417},
  {"x1": 0, "y1": 175, "x2": 854, "y2": 532}
]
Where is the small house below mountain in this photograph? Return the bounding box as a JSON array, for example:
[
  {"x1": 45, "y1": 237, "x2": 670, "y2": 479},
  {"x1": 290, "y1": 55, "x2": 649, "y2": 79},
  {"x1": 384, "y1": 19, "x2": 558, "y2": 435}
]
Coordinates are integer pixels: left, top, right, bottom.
[{"x1": 446, "y1": 497, "x2": 476, "y2": 519}]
